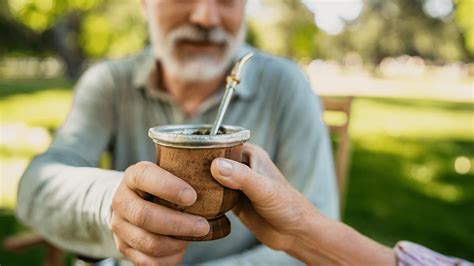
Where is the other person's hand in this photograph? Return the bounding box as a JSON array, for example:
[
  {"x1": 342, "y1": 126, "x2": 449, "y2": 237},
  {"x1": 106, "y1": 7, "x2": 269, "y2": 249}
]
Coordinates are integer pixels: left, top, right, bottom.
[
  {"x1": 111, "y1": 161, "x2": 210, "y2": 265},
  {"x1": 211, "y1": 144, "x2": 396, "y2": 265},
  {"x1": 210, "y1": 144, "x2": 317, "y2": 252}
]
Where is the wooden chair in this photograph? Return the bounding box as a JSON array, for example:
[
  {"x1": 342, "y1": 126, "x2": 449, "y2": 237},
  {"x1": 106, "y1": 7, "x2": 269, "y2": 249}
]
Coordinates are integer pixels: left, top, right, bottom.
[
  {"x1": 321, "y1": 96, "x2": 353, "y2": 214},
  {"x1": 3, "y1": 233, "x2": 65, "y2": 265},
  {"x1": 4, "y1": 97, "x2": 354, "y2": 264}
]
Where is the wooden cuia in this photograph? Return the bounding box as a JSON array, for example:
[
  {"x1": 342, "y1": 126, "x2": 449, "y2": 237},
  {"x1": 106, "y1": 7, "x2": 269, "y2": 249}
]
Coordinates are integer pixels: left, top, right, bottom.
[{"x1": 148, "y1": 125, "x2": 250, "y2": 241}]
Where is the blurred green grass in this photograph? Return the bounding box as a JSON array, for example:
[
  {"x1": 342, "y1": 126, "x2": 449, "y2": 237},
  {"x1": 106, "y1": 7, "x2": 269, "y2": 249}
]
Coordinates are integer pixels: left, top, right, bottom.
[
  {"x1": 344, "y1": 97, "x2": 474, "y2": 261},
  {"x1": 1, "y1": 78, "x2": 473, "y2": 264},
  {"x1": 0, "y1": 79, "x2": 73, "y2": 211},
  {"x1": 0, "y1": 78, "x2": 73, "y2": 129}
]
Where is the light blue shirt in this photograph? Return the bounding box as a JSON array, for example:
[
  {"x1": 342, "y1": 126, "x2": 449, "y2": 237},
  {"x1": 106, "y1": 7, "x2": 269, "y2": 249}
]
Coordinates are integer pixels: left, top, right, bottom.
[{"x1": 17, "y1": 45, "x2": 339, "y2": 265}]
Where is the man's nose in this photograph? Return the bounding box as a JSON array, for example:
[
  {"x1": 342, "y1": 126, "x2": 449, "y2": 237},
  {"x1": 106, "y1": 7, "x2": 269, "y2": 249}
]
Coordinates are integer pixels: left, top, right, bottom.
[{"x1": 190, "y1": 0, "x2": 221, "y2": 28}]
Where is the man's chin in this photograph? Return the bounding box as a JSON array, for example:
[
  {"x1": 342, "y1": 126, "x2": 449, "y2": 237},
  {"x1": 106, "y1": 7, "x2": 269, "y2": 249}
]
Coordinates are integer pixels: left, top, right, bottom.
[
  {"x1": 174, "y1": 60, "x2": 230, "y2": 82},
  {"x1": 176, "y1": 50, "x2": 226, "y2": 64},
  {"x1": 156, "y1": 40, "x2": 240, "y2": 81}
]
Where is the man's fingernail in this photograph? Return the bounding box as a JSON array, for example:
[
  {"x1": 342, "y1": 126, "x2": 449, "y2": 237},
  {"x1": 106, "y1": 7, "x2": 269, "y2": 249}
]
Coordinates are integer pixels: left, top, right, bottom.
[
  {"x1": 217, "y1": 159, "x2": 233, "y2": 177},
  {"x1": 178, "y1": 188, "x2": 196, "y2": 205},
  {"x1": 194, "y1": 218, "x2": 210, "y2": 236}
]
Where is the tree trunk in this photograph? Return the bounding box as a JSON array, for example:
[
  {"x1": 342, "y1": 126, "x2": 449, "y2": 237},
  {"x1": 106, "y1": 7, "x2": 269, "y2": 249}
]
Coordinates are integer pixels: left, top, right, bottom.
[{"x1": 47, "y1": 12, "x2": 86, "y2": 80}]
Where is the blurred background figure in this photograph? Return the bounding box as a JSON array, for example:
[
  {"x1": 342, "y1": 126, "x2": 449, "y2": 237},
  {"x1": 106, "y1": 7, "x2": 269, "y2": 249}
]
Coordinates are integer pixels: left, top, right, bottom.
[{"x1": 1, "y1": 0, "x2": 473, "y2": 264}]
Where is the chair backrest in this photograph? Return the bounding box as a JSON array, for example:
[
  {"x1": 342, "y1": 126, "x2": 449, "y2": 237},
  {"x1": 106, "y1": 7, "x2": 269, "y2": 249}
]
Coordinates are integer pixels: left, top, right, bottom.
[{"x1": 321, "y1": 96, "x2": 353, "y2": 213}]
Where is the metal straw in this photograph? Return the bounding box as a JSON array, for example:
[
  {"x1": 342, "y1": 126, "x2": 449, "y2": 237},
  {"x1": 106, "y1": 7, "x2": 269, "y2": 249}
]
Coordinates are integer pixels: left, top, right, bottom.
[{"x1": 210, "y1": 53, "x2": 254, "y2": 135}]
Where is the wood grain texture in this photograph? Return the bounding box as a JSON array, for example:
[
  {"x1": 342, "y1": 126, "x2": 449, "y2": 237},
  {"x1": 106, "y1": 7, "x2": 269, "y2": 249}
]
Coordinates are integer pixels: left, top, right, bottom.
[{"x1": 150, "y1": 144, "x2": 243, "y2": 241}]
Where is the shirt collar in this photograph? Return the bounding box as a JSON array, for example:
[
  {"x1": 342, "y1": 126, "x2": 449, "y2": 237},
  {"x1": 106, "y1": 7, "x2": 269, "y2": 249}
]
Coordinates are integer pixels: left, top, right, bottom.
[{"x1": 132, "y1": 45, "x2": 257, "y2": 101}]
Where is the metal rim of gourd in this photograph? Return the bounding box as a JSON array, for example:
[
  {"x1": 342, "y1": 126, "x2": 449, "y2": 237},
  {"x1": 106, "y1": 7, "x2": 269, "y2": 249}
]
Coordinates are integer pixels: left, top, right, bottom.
[{"x1": 148, "y1": 124, "x2": 250, "y2": 149}]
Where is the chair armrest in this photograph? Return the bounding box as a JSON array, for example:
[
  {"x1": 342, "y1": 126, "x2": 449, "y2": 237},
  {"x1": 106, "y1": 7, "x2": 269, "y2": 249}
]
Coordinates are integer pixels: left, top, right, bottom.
[{"x1": 3, "y1": 233, "x2": 47, "y2": 251}]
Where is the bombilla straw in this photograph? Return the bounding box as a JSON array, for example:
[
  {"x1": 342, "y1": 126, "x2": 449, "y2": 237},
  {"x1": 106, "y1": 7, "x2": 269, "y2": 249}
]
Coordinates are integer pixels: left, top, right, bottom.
[{"x1": 210, "y1": 52, "x2": 254, "y2": 135}]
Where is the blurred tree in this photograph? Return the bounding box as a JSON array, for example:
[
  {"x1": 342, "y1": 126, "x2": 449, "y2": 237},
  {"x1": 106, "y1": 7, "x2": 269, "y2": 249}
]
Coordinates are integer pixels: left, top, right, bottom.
[
  {"x1": 0, "y1": 0, "x2": 146, "y2": 79},
  {"x1": 279, "y1": 0, "x2": 319, "y2": 60},
  {"x1": 248, "y1": 0, "x2": 471, "y2": 63},
  {"x1": 247, "y1": 0, "x2": 318, "y2": 62},
  {"x1": 245, "y1": 23, "x2": 258, "y2": 48},
  {"x1": 79, "y1": 0, "x2": 146, "y2": 59},
  {"x1": 315, "y1": 0, "x2": 472, "y2": 63},
  {"x1": 0, "y1": 0, "x2": 49, "y2": 57},
  {"x1": 454, "y1": 0, "x2": 474, "y2": 56},
  {"x1": 2, "y1": 0, "x2": 471, "y2": 77},
  {"x1": 1, "y1": 0, "x2": 92, "y2": 78}
]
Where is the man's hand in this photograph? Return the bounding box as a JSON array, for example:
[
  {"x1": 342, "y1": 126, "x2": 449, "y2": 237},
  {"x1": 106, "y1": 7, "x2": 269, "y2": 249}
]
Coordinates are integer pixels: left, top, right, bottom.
[
  {"x1": 111, "y1": 161, "x2": 210, "y2": 265},
  {"x1": 210, "y1": 144, "x2": 317, "y2": 253}
]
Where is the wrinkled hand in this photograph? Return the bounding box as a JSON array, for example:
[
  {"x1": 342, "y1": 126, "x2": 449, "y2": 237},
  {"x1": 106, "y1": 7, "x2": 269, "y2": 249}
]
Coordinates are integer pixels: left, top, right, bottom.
[
  {"x1": 210, "y1": 144, "x2": 317, "y2": 252},
  {"x1": 111, "y1": 161, "x2": 210, "y2": 265}
]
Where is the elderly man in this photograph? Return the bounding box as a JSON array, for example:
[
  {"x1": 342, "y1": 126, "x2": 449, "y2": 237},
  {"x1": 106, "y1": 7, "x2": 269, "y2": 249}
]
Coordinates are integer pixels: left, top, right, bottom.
[{"x1": 17, "y1": 0, "x2": 339, "y2": 265}]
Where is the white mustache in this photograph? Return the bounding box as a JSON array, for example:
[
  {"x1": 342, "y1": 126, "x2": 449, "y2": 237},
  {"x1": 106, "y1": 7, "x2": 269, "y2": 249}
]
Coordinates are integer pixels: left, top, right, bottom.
[{"x1": 168, "y1": 25, "x2": 233, "y2": 45}]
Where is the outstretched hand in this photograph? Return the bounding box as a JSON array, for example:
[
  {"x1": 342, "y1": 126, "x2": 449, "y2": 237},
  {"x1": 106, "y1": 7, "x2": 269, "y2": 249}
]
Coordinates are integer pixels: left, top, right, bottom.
[
  {"x1": 210, "y1": 144, "x2": 318, "y2": 252},
  {"x1": 211, "y1": 144, "x2": 396, "y2": 266}
]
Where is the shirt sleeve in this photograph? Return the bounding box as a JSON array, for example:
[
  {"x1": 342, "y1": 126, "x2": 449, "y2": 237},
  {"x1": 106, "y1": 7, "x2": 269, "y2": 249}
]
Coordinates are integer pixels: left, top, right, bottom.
[
  {"x1": 201, "y1": 60, "x2": 339, "y2": 265},
  {"x1": 394, "y1": 241, "x2": 473, "y2": 266},
  {"x1": 16, "y1": 62, "x2": 123, "y2": 258}
]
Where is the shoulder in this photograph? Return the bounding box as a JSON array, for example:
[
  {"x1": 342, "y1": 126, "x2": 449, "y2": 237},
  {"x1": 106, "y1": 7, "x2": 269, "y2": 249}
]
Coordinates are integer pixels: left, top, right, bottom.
[
  {"x1": 85, "y1": 49, "x2": 150, "y2": 81},
  {"x1": 264, "y1": 55, "x2": 303, "y2": 78},
  {"x1": 76, "y1": 49, "x2": 150, "y2": 95},
  {"x1": 245, "y1": 48, "x2": 323, "y2": 116},
  {"x1": 249, "y1": 48, "x2": 310, "y2": 91},
  {"x1": 247, "y1": 47, "x2": 313, "y2": 101},
  {"x1": 249, "y1": 48, "x2": 306, "y2": 83}
]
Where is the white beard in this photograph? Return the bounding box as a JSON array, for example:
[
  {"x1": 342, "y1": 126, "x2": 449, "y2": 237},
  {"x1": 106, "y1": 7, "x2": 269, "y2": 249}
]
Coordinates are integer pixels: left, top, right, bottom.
[{"x1": 146, "y1": 5, "x2": 246, "y2": 82}]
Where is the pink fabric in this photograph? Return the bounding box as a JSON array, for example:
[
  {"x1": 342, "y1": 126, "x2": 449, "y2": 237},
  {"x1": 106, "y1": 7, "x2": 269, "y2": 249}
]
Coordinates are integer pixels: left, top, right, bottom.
[{"x1": 395, "y1": 241, "x2": 472, "y2": 266}]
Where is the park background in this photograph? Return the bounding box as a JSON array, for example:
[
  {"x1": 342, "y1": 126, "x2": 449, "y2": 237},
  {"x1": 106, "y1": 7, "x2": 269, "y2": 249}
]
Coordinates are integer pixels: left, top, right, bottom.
[{"x1": 1, "y1": 0, "x2": 473, "y2": 264}]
